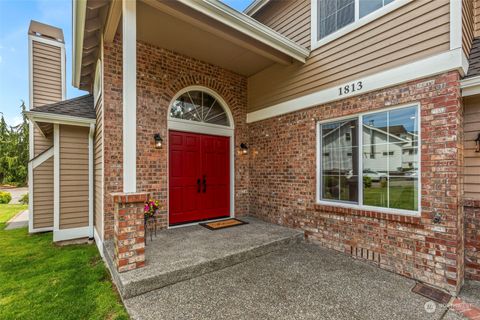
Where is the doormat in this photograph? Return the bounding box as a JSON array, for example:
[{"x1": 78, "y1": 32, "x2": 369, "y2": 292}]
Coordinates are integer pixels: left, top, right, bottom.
[
  {"x1": 412, "y1": 283, "x2": 452, "y2": 305},
  {"x1": 200, "y1": 218, "x2": 248, "y2": 230}
]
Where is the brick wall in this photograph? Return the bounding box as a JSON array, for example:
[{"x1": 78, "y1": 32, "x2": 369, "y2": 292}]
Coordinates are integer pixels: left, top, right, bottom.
[
  {"x1": 103, "y1": 37, "x2": 249, "y2": 240},
  {"x1": 248, "y1": 72, "x2": 465, "y2": 292},
  {"x1": 465, "y1": 200, "x2": 480, "y2": 280}
]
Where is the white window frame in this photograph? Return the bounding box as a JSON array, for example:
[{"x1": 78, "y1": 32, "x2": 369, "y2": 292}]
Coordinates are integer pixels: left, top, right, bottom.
[
  {"x1": 311, "y1": 0, "x2": 412, "y2": 50},
  {"x1": 316, "y1": 103, "x2": 421, "y2": 217}
]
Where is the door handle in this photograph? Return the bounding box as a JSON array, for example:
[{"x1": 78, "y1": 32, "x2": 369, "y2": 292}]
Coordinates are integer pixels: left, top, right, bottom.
[
  {"x1": 197, "y1": 178, "x2": 201, "y2": 193},
  {"x1": 202, "y1": 175, "x2": 206, "y2": 193}
]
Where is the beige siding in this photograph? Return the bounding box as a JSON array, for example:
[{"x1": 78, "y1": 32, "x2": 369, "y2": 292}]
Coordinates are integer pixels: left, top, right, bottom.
[
  {"x1": 32, "y1": 40, "x2": 62, "y2": 107},
  {"x1": 94, "y1": 100, "x2": 103, "y2": 237},
  {"x1": 33, "y1": 127, "x2": 53, "y2": 157},
  {"x1": 59, "y1": 125, "x2": 89, "y2": 230},
  {"x1": 253, "y1": 0, "x2": 310, "y2": 49},
  {"x1": 33, "y1": 157, "x2": 53, "y2": 229},
  {"x1": 464, "y1": 97, "x2": 480, "y2": 200},
  {"x1": 475, "y1": 0, "x2": 480, "y2": 37},
  {"x1": 463, "y1": 0, "x2": 475, "y2": 57},
  {"x1": 248, "y1": 0, "x2": 450, "y2": 112}
]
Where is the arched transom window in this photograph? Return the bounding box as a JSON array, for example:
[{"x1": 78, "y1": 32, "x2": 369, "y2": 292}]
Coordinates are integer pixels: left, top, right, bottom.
[{"x1": 170, "y1": 90, "x2": 230, "y2": 127}]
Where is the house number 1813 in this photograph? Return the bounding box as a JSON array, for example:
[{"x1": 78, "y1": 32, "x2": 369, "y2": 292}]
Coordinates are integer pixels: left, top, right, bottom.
[{"x1": 338, "y1": 81, "x2": 363, "y2": 96}]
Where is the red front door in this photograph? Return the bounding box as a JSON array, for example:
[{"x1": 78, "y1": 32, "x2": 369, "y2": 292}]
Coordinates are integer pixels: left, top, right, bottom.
[{"x1": 169, "y1": 131, "x2": 230, "y2": 225}]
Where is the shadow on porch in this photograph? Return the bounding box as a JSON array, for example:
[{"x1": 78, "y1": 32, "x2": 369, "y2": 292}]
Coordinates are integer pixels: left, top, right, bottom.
[{"x1": 104, "y1": 216, "x2": 303, "y2": 299}]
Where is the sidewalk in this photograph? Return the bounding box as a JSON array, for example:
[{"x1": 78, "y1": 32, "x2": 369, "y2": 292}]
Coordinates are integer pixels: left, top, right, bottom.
[{"x1": 5, "y1": 210, "x2": 29, "y2": 230}]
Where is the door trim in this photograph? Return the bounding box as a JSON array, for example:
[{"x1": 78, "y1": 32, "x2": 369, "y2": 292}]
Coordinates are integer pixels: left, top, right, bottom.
[{"x1": 167, "y1": 86, "x2": 235, "y2": 228}]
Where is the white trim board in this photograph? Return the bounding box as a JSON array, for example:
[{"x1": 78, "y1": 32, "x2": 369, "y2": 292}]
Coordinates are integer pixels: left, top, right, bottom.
[
  {"x1": 31, "y1": 148, "x2": 54, "y2": 169},
  {"x1": 94, "y1": 227, "x2": 104, "y2": 258},
  {"x1": 450, "y1": 0, "x2": 462, "y2": 51},
  {"x1": 247, "y1": 48, "x2": 465, "y2": 123},
  {"x1": 54, "y1": 227, "x2": 90, "y2": 242},
  {"x1": 53, "y1": 124, "x2": 60, "y2": 237}
]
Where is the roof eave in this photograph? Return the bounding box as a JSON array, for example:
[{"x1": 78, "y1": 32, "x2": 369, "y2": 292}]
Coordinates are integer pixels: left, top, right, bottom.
[
  {"x1": 25, "y1": 111, "x2": 96, "y2": 127},
  {"x1": 178, "y1": 0, "x2": 309, "y2": 63},
  {"x1": 73, "y1": 0, "x2": 87, "y2": 89},
  {"x1": 244, "y1": 0, "x2": 270, "y2": 16}
]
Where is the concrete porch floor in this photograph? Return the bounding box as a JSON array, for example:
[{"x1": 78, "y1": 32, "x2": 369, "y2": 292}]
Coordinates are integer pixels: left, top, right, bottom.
[{"x1": 104, "y1": 216, "x2": 303, "y2": 298}]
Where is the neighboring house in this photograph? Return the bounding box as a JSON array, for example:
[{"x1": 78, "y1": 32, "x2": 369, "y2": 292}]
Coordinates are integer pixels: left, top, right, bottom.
[{"x1": 24, "y1": 0, "x2": 480, "y2": 293}]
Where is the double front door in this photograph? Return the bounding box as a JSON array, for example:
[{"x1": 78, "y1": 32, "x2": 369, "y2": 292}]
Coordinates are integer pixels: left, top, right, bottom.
[{"x1": 169, "y1": 131, "x2": 230, "y2": 225}]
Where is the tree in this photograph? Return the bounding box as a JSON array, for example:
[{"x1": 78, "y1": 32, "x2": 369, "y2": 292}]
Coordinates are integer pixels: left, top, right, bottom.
[{"x1": 0, "y1": 101, "x2": 29, "y2": 186}]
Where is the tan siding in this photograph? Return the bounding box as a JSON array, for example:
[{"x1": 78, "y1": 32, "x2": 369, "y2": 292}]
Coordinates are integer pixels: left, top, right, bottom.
[
  {"x1": 31, "y1": 40, "x2": 62, "y2": 108},
  {"x1": 253, "y1": 0, "x2": 310, "y2": 49},
  {"x1": 94, "y1": 100, "x2": 103, "y2": 237},
  {"x1": 59, "y1": 125, "x2": 89, "y2": 230},
  {"x1": 33, "y1": 127, "x2": 53, "y2": 157},
  {"x1": 463, "y1": 0, "x2": 475, "y2": 56},
  {"x1": 248, "y1": 0, "x2": 450, "y2": 112},
  {"x1": 464, "y1": 98, "x2": 480, "y2": 200},
  {"x1": 33, "y1": 158, "x2": 53, "y2": 229},
  {"x1": 474, "y1": 0, "x2": 480, "y2": 37}
]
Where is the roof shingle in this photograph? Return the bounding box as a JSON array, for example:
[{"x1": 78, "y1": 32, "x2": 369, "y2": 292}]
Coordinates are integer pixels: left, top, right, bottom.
[
  {"x1": 30, "y1": 94, "x2": 95, "y2": 119},
  {"x1": 466, "y1": 37, "x2": 480, "y2": 79}
]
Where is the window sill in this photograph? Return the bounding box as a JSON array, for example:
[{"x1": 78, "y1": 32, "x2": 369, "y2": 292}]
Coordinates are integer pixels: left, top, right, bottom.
[
  {"x1": 310, "y1": 0, "x2": 412, "y2": 51},
  {"x1": 314, "y1": 201, "x2": 422, "y2": 225}
]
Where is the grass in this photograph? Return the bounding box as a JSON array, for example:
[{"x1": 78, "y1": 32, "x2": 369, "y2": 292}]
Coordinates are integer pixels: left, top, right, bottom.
[
  {"x1": 0, "y1": 204, "x2": 27, "y2": 228},
  {"x1": 364, "y1": 185, "x2": 417, "y2": 210},
  {"x1": 0, "y1": 204, "x2": 129, "y2": 320}
]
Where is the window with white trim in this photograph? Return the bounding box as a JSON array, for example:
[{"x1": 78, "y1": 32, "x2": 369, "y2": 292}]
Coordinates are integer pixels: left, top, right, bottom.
[
  {"x1": 318, "y1": 105, "x2": 419, "y2": 213},
  {"x1": 316, "y1": 0, "x2": 396, "y2": 41}
]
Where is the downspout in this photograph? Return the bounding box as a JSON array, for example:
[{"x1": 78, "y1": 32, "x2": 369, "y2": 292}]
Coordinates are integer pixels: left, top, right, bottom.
[{"x1": 88, "y1": 123, "x2": 95, "y2": 239}]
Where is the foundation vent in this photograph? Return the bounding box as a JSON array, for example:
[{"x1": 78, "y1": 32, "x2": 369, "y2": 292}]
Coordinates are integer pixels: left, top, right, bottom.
[{"x1": 350, "y1": 246, "x2": 381, "y2": 264}]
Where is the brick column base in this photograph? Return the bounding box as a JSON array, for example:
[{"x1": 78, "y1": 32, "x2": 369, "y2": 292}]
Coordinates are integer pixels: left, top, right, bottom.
[{"x1": 112, "y1": 192, "x2": 149, "y2": 272}]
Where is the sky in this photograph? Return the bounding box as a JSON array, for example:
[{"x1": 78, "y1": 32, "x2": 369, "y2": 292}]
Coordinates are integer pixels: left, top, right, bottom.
[{"x1": 0, "y1": 0, "x2": 251, "y2": 127}]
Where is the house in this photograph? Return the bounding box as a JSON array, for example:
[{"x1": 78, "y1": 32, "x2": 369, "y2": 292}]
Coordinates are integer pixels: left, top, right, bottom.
[{"x1": 24, "y1": 0, "x2": 480, "y2": 294}]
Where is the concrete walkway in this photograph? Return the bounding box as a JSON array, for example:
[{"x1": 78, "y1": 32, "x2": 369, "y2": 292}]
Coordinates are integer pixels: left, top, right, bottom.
[
  {"x1": 5, "y1": 210, "x2": 29, "y2": 230},
  {"x1": 124, "y1": 242, "x2": 469, "y2": 320}
]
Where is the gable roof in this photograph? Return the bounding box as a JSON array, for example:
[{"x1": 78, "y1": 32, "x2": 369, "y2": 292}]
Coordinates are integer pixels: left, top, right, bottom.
[
  {"x1": 466, "y1": 37, "x2": 480, "y2": 79},
  {"x1": 30, "y1": 94, "x2": 95, "y2": 119}
]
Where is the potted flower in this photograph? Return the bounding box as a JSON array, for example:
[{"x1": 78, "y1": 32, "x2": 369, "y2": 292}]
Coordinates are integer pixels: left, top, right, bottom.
[{"x1": 144, "y1": 199, "x2": 160, "y2": 243}]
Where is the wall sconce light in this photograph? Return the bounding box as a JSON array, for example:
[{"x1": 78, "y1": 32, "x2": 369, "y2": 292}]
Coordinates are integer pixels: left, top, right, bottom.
[
  {"x1": 154, "y1": 133, "x2": 163, "y2": 149},
  {"x1": 476, "y1": 133, "x2": 480, "y2": 153},
  {"x1": 240, "y1": 143, "x2": 248, "y2": 155}
]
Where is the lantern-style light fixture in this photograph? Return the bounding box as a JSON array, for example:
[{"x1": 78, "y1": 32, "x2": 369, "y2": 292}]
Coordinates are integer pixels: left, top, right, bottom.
[
  {"x1": 475, "y1": 133, "x2": 480, "y2": 153},
  {"x1": 154, "y1": 133, "x2": 163, "y2": 149},
  {"x1": 240, "y1": 143, "x2": 248, "y2": 155}
]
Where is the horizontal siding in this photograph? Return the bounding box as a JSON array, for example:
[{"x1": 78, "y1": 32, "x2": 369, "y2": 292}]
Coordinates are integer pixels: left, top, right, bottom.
[
  {"x1": 248, "y1": 0, "x2": 450, "y2": 112},
  {"x1": 253, "y1": 0, "x2": 310, "y2": 49},
  {"x1": 463, "y1": 0, "x2": 475, "y2": 57},
  {"x1": 464, "y1": 99, "x2": 480, "y2": 200},
  {"x1": 32, "y1": 40, "x2": 62, "y2": 108},
  {"x1": 33, "y1": 157, "x2": 53, "y2": 229},
  {"x1": 475, "y1": 0, "x2": 480, "y2": 37},
  {"x1": 33, "y1": 127, "x2": 53, "y2": 157},
  {"x1": 94, "y1": 100, "x2": 103, "y2": 237},
  {"x1": 59, "y1": 125, "x2": 89, "y2": 230}
]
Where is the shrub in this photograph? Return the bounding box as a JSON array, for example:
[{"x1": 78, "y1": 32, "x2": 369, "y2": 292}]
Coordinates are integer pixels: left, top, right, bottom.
[
  {"x1": 363, "y1": 176, "x2": 372, "y2": 188},
  {"x1": 0, "y1": 191, "x2": 12, "y2": 204},
  {"x1": 19, "y1": 193, "x2": 28, "y2": 205}
]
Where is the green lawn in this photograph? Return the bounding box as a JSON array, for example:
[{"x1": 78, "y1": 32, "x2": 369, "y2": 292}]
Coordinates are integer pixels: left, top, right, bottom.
[
  {"x1": 364, "y1": 185, "x2": 417, "y2": 210},
  {"x1": 0, "y1": 204, "x2": 129, "y2": 320},
  {"x1": 0, "y1": 204, "x2": 27, "y2": 228}
]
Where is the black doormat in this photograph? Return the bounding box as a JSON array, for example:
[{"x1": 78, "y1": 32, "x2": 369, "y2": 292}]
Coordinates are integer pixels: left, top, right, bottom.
[
  {"x1": 412, "y1": 283, "x2": 452, "y2": 304},
  {"x1": 200, "y1": 218, "x2": 248, "y2": 230}
]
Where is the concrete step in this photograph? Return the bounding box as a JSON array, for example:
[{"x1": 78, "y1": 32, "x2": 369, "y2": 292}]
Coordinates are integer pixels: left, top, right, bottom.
[{"x1": 103, "y1": 217, "x2": 304, "y2": 299}]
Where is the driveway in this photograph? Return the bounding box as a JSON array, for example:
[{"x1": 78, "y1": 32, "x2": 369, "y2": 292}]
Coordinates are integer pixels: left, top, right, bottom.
[{"x1": 124, "y1": 242, "x2": 466, "y2": 320}]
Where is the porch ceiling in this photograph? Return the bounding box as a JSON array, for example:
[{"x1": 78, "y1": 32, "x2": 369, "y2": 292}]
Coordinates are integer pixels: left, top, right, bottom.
[{"x1": 137, "y1": 0, "x2": 303, "y2": 76}]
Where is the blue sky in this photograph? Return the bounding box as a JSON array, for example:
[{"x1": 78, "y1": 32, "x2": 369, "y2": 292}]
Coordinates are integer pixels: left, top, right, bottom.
[{"x1": 0, "y1": 0, "x2": 251, "y2": 127}]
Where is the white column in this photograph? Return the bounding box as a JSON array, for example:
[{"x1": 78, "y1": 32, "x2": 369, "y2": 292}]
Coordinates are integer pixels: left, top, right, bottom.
[{"x1": 122, "y1": 0, "x2": 137, "y2": 193}]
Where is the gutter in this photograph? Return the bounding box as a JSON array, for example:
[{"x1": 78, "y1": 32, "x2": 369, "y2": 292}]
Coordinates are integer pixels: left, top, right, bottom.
[
  {"x1": 73, "y1": 0, "x2": 87, "y2": 88},
  {"x1": 25, "y1": 111, "x2": 96, "y2": 126},
  {"x1": 460, "y1": 75, "x2": 480, "y2": 97}
]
